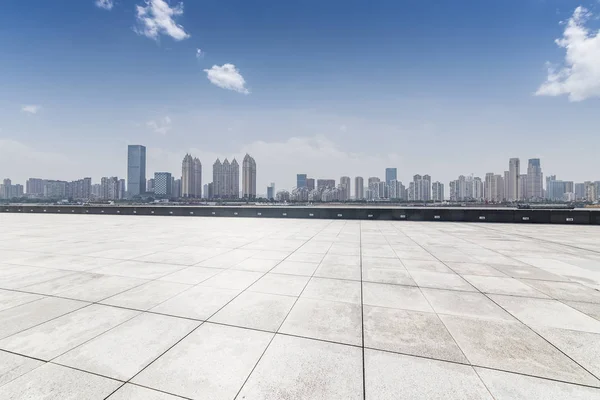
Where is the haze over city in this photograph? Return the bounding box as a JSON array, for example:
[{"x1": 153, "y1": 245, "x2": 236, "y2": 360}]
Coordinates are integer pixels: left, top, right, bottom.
[{"x1": 1, "y1": 0, "x2": 600, "y2": 190}]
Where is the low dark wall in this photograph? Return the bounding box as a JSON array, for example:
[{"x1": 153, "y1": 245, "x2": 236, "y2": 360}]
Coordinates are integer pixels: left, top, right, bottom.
[{"x1": 1, "y1": 205, "x2": 598, "y2": 225}]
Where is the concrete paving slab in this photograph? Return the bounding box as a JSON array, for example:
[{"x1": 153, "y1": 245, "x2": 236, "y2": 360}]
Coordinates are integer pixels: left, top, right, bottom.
[
  {"x1": 301, "y1": 277, "x2": 361, "y2": 304},
  {"x1": 107, "y1": 384, "x2": 185, "y2": 399},
  {"x1": 100, "y1": 280, "x2": 192, "y2": 311},
  {"x1": 462, "y1": 275, "x2": 550, "y2": 298},
  {"x1": 410, "y1": 270, "x2": 476, "y2": 291},
  {"x1": 363, "y1": 282, "x2": 432, "y2": 312},
  {"x1": 0, "y1": 350, "x2": 44, "y2": 387},
  {"x1": 132, "y1": 323, "x2": 273, "y2": 400},
  {"x1": 248, "y1": 272, "x2": 310, "y2": 296},
  {"x1": 0, "y1": 289, "x2": 44, "y2": 312},
  {"x1": 422, "y1": 288, "x2": 515, "y2": 322},
  {"x1": 150, "y1": 285, "x2": 239, "y2": 320}
]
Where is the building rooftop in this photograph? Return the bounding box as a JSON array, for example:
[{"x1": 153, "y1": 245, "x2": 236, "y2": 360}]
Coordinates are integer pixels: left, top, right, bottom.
[{"x1": 1, "y1": 214, "x2": 600, "y2": 399}]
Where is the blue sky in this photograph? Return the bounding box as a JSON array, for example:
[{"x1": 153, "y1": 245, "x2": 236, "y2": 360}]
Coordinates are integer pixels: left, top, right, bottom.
[{"x1": 1, "y1": 0, "x2": 599, "y2": 192}]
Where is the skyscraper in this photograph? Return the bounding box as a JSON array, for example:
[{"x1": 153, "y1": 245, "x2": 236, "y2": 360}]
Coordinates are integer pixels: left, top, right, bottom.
[
  {"x1": 385, "y1": 168, "x2": 397, "y2": 185},
  {"x1": 182, "y1": 154, "x2": 202, "y2": 198},
  {"x1": 242, "y1": 154, "x2": 257, "y2": 199},
  {"x1": 432, "y1": 182, "x2": 444, "y2": 202},
  {"x1": 508, "y1": 158, "x2": 520, "y2": 202},
  {"x1": 526, "y1": 158, "x2": 543, "y2": 201},
  {"x1": 340, "y1": 176, "x2": 351, "y2": 201},
  {"x1": 410, "y1": 175, "x2": 431, "y2": 201},
  {"x1": 154, "y1": 172, "x2": 172, "y2": 196},
  {"x1": 213, "y1": 158, "x2": 239, "y2": 199},
  {"x1": 267, "y1": 183, "x2": 275, "y2": 200},
  {"x1": 127, "y1": 145, "x2": 146, "y2": 198},
  {"x1": 354, "y1": 177, "x2": 364, "y2": 200},
  {"x1": 296, "y1": 174, "x2": 307, "y2": 189}
]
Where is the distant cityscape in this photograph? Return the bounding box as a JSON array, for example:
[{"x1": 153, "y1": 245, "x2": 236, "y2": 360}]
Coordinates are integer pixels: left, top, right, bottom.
[{"x1": 1, "y1": 144, "x2": 599, "y2": 204}]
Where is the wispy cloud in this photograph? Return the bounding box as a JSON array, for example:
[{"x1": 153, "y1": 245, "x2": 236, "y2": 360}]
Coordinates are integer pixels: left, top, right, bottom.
[
  {"x1": 536, "y1": 6, "x2": 600, "y2": 102},
  {"x1": 146, "y1": 116, "x2": 172, "y2": 135},
  {"x1": 95, "y1": 0, "x2": 114, "y2": 10},
  {"x1": 134, "y1": 0, "x2": 190, "y2": 41},
  {"x1": 195, "y1": 48, "x2": 204, "y2": 59},
  {"x1": 21, "y1": 105, "x2": 41, "y2": 114},
  {"x1": 204, "y1": 64, "x2": 250, "y2": 94}
]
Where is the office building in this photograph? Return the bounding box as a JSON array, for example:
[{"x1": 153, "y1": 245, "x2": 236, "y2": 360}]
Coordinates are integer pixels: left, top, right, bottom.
[
  {"x1": 508, "y1": 158, "x2": 520, "y2": 201},
  {"x1": 242, "y1": 154, "x2": 257, "y2": 199},
  {"x1": 207, "y1": 182, "x2": 214, "y2": 199},
  {"x1": 354, "y1": 177, "x2": 364, "y2": 200},
  {"x1": 296, "y1": 174, "x2": 307, "y2": 189},
  {"x1": 385, "y1": 168, "x2": 397, "y2": 185},
  {"x1": 575, "y1": 183, "x2": 586, "y2": 200},
  {"x1": 118, "y1": 179, "x2": 126, "y2": 199},
  {"x1": 519, "y1": 174, "x2": 528, "y2": 202},
  {"x1": 527, "y1": 159, "x2": 543, "y2": 201},
  {"x1": 154, "y1": 172, "x2": 172, "y2": 196},
  {"x1": 182, "y1": 154, "x2": 202, "y2": 198},
  {"x1": 306, "y1": 178, "x2": 315, "y2": 191},
  {"x1": 146, "y1": 178, "x2": 155, "y2": 193},
  {"x1": 340, "y1": 176, "x2": 351, "y2": 201},
  {"x1": 267, "y1": 183, "x2": 275, "y2": 200},
  {"x1": 213, "y1": 158, "x2": 239, "y2": 199},
  {"x1": 127, "y1": 145, "x2": 146, "y2": 198},
  {"x1": 432, "y1": 181, "x2": 444, "y2": 202}
]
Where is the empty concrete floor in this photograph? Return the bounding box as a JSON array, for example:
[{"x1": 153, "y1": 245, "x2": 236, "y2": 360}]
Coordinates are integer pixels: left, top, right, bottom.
[{"x1": 1, "y1": 214, "x2": 600, "y2": 399}]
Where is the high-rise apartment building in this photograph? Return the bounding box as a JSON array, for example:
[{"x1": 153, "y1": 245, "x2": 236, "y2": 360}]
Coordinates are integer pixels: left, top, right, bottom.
[
  {"x1": 43, "y1": 180, "x2": 68, "y2": 198},
  {"x1": 26, "y1": 178, "x2": 45, "y2": 196},
  {"x1": 508, "y1": 158, "x2": 520, "y2": 201},
  {"x1": 526, "y1": 158, "x2": 543, "y2": 201},
  {"x1": 182, "y1": 154, "x2": 202, "y2": 198},
  {"x1": 213, "y1": 158, "x2": 239, "y2": 199},
  {"x1": 66, "y1": 178, "x2": 91, "y2": 200},
  {"x1": 546, "y1": 176, "x2": 574, "y2": 201},
  {"x1": 306, "y1": 178, "x2": 315, "y2": 191},
  {"x1": 296, "y1": 174, "x2": 307, "y2": 189},
  {"x1": 316, "y1": 179, "x2": 335, "y2": 191},
  {"x1": 100, "y1": 177, "x2": 120, "y2": 200},
  {"x1": 354, "y1": 177, "x2": 364, "y2": 200},
  {"x1": 575, "y1": 183, "x2": 586, "y2": 200},
  {"x1": 146, "y1": 178, "x2": 155, "y2": 193},
  {"x1": 385, "y1": 168, "x2": 397, "y2": 185},
  {"x1": 432, "y1": 181, "x2": 444, "y2": 202},
  {"x1": 410, "y1": 174, "x2": 431, "y2": 201},
  {"x1": 519, "y1": 174, "x2": 528, "y2": 202},
  {"x1": 154, "y1": 172, "x2": 172, "y2": 196},
  {"x1": 340, "y1": 176, "x2": 351, "y2": 201},
  {"x1": 242, "y1": 154, "x2": 257, "y2": 199},
  {"x1": 127, "y1": 145, "x2": 146, "y2": 198},
  {"x1": 172, "y1": 179, "x2": 181, "y2": 198}
]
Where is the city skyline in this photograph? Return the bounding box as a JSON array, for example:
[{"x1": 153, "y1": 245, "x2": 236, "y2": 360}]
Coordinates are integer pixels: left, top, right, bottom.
[{"x1": 2, "y1": 2, "x2": 600, "y2": 191}]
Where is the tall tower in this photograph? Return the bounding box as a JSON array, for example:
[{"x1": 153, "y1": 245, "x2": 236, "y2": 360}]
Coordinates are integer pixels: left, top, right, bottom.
[
  {"x1": 508, "y1": 158, "x2": 520, "y2": 201},
  {"x1": 242, "y1": 154, "x2": 257, "y2": 199},
  {"x1": 213, "y1": 158, "x2": 223, "y2": 198},
  {"x1": 385, "y1": 168, "x2": 397, "y2": 185},
  {"x1": 527, "y1": 158, "x2": 543, "y2": 201},
  {"x1": 181, "y1": 154, "x2": 194, "y2": 197},
  {"x1": 230, "y1": 158, "x2": 240, "y2": 199},
  {"x1": 354, "y1": 177, "x2": 364, "y2": 200},
  {"x1": 340, "y1": 176, "x2": 351, "y2": 201},
  {"x1": 193, "y1": 157, "x2": 202, "y2": 197},
  {"x1": 127, "y1": 145, "x2": 146, "y2": 198}
]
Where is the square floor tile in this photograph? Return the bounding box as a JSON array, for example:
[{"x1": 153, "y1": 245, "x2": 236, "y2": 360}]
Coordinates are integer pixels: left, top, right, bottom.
[
  {"x1": 107, "y1": 384, "x2": 183, "y2": 399},
  {"x1": 237, "y1": 334, "x2": 363, "y2": 400},
  {"x1": 475, "y1": 367, "x2": 600, "y2": 400},
  {"x1": 101, "y1": 281, "x2": 192, "y2": 311},
  {"x1": 286, "y1": 252, "x2": 325, "y2": 263},
  {"x1": 271, "y1": 260, "x2": 320, "y2": 276},
  {"x1": 0, "y1": 351, "x2": 44, "y2": 386},
  {"x1": 199, "y1": 270, "x2": 263, "y2": 290},
  {"x1": 232, "y1": 258, "x2": 280, "y2": 272},
  {"x1": 363, "y1": 266, "x2": 416, "y2": 286},
  {"x1": 523, "y1": 280, "x2": 600, "y2": 303},
  {"x1": 302, "y1": 277, "x2": 361, "y2": 304},
  {"x1": 158, "y1": 266, "x2": 223, "y2": 284},
  {"x1": 534, "y1": 326, "x2": 600, "y2": 378},
  {"x1": 365, "y1": 349, "x2": 493, "y2": 399},
  {"x1": 0, "y1": 289, "x2": 44, "y2": 312},
  {"x1": 0, "y1": 304, "x2": 138, "y2": 360},
  {"x1": 363, "y1": 305, "x2": 467, "y2": 363},
  {"x1": 0, "y1": 297, "x2": 87, "y2": 339},
  {"x1": 362, "y1": 257, "x2": 404, "y2": 269},
  {"x1": 410, "y1": 271, "x2": 476, "y2": 291},
  {"x1": 0, "y1": 362, "x2": 120, "y2": 400},
  {"x1": 462, "y1": 275, "x2": 549, "y2": 298},
  {"x1": 422, "y1": 289, "x2": 515, "y2": 322},
  {"x1": 280, "y1": 298, "x2": 362, "y2": 346},
  {"x1": 248, "y1": 273, "x2": 310, "y2": 297},
  {"x1": 490, "y1": 295, "x2": 600, "y2": 333},
  {"x1": 132, "y1": 323, "x2": 273, "y2": 400},
  {"x1": 313, "y1": 263, "x2": 361, "y2": 280},
  {"x1": 150, "y1": 285, "x2": 239, "y2": 320},
  {"x1": 320, "y1": 254, "x2": 360, "y2": 267},
  {"x1": 439, "y1": 314, "x2": 599, "y2": 386},
  {"x1": 90, "y1": 260, "x2": 184, "y2": 280},
  {"x1": 210, "y1": 291, "x2": 296, "y2": 331},
  {"x1": 55, "y1": 313, "x2": 199, "y2": 380},
  {"x1": 402, "y1": 259, "x2": 453, "y2": 273},
  {"x1": 363, "y1": 282, "x2": 432, "y2": 312}
]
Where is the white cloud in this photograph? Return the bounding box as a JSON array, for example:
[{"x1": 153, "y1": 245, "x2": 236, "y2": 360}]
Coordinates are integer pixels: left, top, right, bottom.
[
  {"x1": 204, "y1": 64, "x2": 249, "y2": 94},
  {"x1": 536, "y1": 6, "x2": 600, "y2": 101},
  {"x1": 21, "y1": 105, "x2": 41, "y2": 114},
  {"x1": 196, "y1": 48, "x2": 204, "y2": 59},
  {"x1": 146, "y1": 116, "x2": 172, "y2": 135},
  {"x1": 134, "y1": 0, "x2": 190, "y2": 41},
  {"x1": 95, "y1": 0, "x2": 114, "y2": 10}
]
